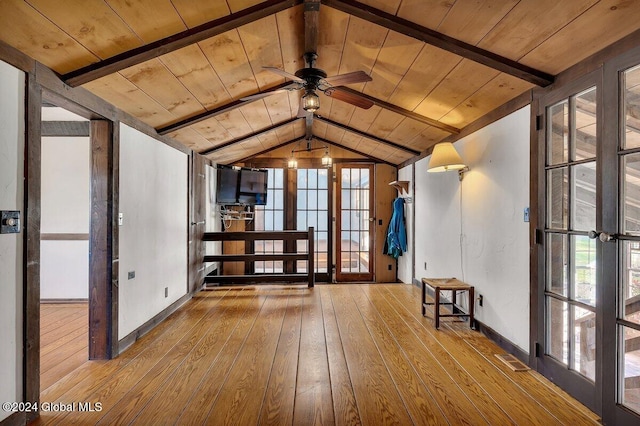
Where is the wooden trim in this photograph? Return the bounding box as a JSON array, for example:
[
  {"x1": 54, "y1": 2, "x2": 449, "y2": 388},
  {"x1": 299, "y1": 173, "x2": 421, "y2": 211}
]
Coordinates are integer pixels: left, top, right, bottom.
[
  {"x1": 529, "y1": 91, "x2": 542, "y2": 370},
  {"x1": 157, "y1": 81, "x2": 295, "y2": 135},
  {"x1": 35, "y1": 63, "x2": 191, "y2": 155},
  {"x1": 235, "y1": 136, "x2": 306, "y2": 164},
  {"x1": 0, "y1": 412, "x2": 26, "y2": 426},
  {"x1": 322, "y1": 0, "x2": 554, "y2": 87},
  {"x1": 41, "y1": 120, "x2": 90, "y2": 137},
  {"x1": 117, "y1": 292, "x2": 192, "y2": 354},
  {"x1": 309, "y1": 136, "x2": 396, "y2": 166},
  {"x1": 110, "y1": 120, "x2": 120, "y2": 357},
  {"x1": 40, "y1": 298, "x2": 88, "y2": 304},
  {"x1": 332, "y1": 87, "x2": 460, "y2": 134},
  {"x1": 314, "y1": 115, "x2": 421, "y2": 156},
  {"x1": 0, "y1": 39, "x2": 35, "y2": 74},
  {"x1": 88, "y1": 120, "x2": 114, "y2": 360},
  {"x1": 24, "y1": 73, "x2": 42, "y2": 424},
  {"x1": 189, "y1": 153, "x2": 207, "y2": 293},
  {"x1": 473, "y1": 319, "x2": 530, "y2": 367},
  {"x1": 40, "y1": 233, "x2": 89, "y2": 241},
  {"x1": 199, "y1": 117, "x2": 302, "y2": 156},
  {"x1": 398, "y1": 89, "x2": 533, "y2": 169},
  {"x1": 62, "y1": 0, "x2": 304, "y2": 87}
]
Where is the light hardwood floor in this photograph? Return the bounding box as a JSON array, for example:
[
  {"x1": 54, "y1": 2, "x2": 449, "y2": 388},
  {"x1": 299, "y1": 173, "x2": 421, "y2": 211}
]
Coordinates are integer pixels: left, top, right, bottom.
[
  {"x1": 33, "y1": 284, "x2": 601, "y2": 425},
  {"x1": 40, "y1": 302, "x2": 88, "y2": 392}
]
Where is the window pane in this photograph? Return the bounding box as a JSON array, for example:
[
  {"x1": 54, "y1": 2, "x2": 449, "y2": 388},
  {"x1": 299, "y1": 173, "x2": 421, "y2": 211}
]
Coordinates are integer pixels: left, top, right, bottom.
[
  {"x1": 623, "y1": 64, "x2": 640, "y2": 149},
  {"x1": 274, "y1": 211, "x2": 283, "y2": 231},
  {"x1": 571, "y1": 162, "x2": 596, "y2": 231},
  {"x1": 572, "y1": 235, "x2": 597, "y2": 307},
  {"x1": 573, "y1": 305, "x2": 596, "y2": 381},
  {"x1": 297, "y1": 190, "x2": 307, "y2": 210},
  {"x1": 547, "y1": 233, "x2": 568, "y2": 297},
  {"x1": 574, "y1": 88, "x2": 597, "y2": 160},
  {"x1": 547, "y1": 297, "x2": 569, "y2": 365},
  {"x1": 547, "y1": 168, "x2": 568, "y2": 229},
  {"x1": 307, "y1": 211, "x2": 317, "y2": 230},
  {"x1": 341, "y1": 169, "x2": 350, "y2": 189},
  {"x1": 297, "y1": 211, "x2": 307, "y2": 231},
  {"x1": 548, "y1": 100, "x2": 569, "y2": 165},
  {"x1": 620, "y1": 325, "x2": 640, "y2": 414},
  {"x1": 342, "y1": 189, "x2": 350, "y2": 210},
  {"x1": 318, "y1": 189, "x2": 328, "y2": 210},
  {"x1": 298, "y1": 169, "x2": 307, "y2": 189},
  {"x1": 308, "y1": 190, "x2": 318, "y2": 209},
  {"x1": 341, "y1": 211, "x2": 350, "y2": 231},
  {"x1": 624, "y1": 153, "x2": 640, "y2": 235},
  {"x1": 623, "y1": 241, "x2": 640, "y2": 325},
  {"x1": 308, "y1": 169, "x2": 318, "y2": 188},
  {"x1": 274, "y1": 168, "x2": 283, "y2": 186},
  {"x1": 274, "y1": 189, "x2": 283, "y2": 209},
  {"x1": 318, "y1": 212, "x2": 328, "y2": 231},
  {"x1": 318, "y1": 169, "x2": 328, "y2": 189}
]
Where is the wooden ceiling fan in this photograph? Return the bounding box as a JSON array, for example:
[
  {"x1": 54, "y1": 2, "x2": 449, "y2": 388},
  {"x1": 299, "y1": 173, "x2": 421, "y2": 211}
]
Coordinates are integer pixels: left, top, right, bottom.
[{"x1": 240, "y1": 0, "x2": 374, "y2": 137}]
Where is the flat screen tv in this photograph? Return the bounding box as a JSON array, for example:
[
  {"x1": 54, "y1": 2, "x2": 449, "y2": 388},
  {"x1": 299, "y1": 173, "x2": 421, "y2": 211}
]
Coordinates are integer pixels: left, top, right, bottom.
[{"x1": 216, "y1": 166, "x2": 268, "y2": 206}]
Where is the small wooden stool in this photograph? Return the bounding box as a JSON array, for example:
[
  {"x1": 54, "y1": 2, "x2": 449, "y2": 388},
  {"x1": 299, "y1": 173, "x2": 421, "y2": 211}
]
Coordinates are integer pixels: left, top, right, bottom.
[{"x1": 422, "y1": 278, "x2": 475, "y2": 330}]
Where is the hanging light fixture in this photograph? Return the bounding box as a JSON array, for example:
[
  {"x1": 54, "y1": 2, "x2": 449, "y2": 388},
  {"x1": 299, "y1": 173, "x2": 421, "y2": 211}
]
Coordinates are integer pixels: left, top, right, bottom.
[
  {"x1": 321, "y1": 147, "x2": 332, "y2": 168},
  {"x1": 301, "y1": 89, "x2": 320, "y2": 112},
  {"x1": 427, "y1": 142, "x2": 468, "y2": 179},
  {"x1": 287, "y1": 153, "x2": 298, "y2": 169}
]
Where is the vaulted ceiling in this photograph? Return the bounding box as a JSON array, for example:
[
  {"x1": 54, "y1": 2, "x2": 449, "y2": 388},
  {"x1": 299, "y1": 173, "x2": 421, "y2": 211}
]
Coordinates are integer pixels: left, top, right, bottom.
[{"x1": 1, "y1": 0, "x2": 640, "y2": 166}]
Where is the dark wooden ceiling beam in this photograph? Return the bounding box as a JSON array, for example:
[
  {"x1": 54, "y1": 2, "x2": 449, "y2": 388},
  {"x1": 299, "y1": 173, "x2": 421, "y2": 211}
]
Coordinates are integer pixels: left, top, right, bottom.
[
  {"x1": 334, "y1": 87, "x2": 460, "y2": 134},
  {"x1": 313, "y1": 135, "x2": 395, "y2": 166},
  {"x1": 314, "y1": 115, "x2": 421, "y2": 156},
  {"x1": 234, "y1": 136, "x2": 307, "y2": 163},
  {"x1": 322, "y1": 0, "x2": 554, "y2": 87},
  {"x1": 62, "y1": 0, "x2": 303, "y2": 87},
  {"x1": 157, "y1": 81, "x2": 294, "y2": 135},
  {"x1": 198, "y1": 117, "x2": 302, "y2": 155}
]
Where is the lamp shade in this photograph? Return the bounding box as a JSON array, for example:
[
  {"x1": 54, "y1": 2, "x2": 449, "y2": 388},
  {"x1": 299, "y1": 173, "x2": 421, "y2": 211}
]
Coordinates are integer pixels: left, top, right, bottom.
[
  {"x1": 302, "y1": 90, "x2": 320, "y2": 112},
  {"x1": 427, "y1": 142, "x2": 466, "y2": 172}
]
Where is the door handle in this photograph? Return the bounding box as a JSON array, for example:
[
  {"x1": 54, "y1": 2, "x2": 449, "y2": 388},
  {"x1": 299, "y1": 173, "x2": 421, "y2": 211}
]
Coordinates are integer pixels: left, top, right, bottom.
[
  {"x1": 369, "y1": 217, "x2": 375, "y2": 222},
  {"x1": 588, "y1": 230, "x2": 617, "y2": 242}
]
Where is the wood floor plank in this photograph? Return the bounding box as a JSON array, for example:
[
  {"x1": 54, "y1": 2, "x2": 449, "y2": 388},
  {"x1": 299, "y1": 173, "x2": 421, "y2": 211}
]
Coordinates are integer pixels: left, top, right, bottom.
[
  {"x1": 292, "y1": 287, "x2": 335, "y2": 425},
  {"x1": 330, "y1": 285, "x2": 414, "y2": 425},
  {"x1": 205, "y1": 289, "x2": 290, "y2": 425},
  {"x1": 362, "y1": 285, "x2": 495, "y2": 425},
  {"x1": 446, "y1": 322, "x2": 601, "y2": 424},
  {"x1": 175, "y1": 291, "x2": 266, "y2": 425},
  {"x1": 318, "y1": 288, "x2": 361, "y2": 426},
  {"x1": 127, "y1": 288, "x2": 259, "y2": 424},
  {"x1": 258, "y1": 293, "x2": 304, "y2": 426},
  {"x1": 383, "y1": 284, "x2": 580, "y2": 425},
  {"x1": 92, "y1": 291, "x2": 247, "y2": 426},
  {"x1": 39, "y1": 290, "x2": 215, "y2": 406},
  {"x1": 39, "y1": 290, "x2": 229, "y2": 425},
  {"x1": 350, "y1": 285, "x2": 451, "y2": 425},
  {"x1": 33, "y1": 284, "x2": 601, "y2": 426}
]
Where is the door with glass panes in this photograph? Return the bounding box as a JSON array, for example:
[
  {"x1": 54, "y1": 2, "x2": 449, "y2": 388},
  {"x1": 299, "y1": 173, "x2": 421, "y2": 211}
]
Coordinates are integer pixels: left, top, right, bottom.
[{"x1": 537, "y1": 59, "x2": 640, "y2": 424}]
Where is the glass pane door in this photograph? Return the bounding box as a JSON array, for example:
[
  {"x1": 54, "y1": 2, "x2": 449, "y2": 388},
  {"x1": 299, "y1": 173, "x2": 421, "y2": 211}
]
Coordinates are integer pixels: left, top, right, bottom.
[
  {"x1": 541, "y1": 86, "x2": 598, "y2": 404},
  {"x1": 296, "y1": 168, "x2": 331, "y2": 282},
  {"x1": 336, "y1": 164, "x2": 374, "y2": 282},
  {"x1": 254, "y1": 168, "x2": 284, "y2": 273},
  {"x1": 618, "y1": 65, "x2": 640, "y2": 414}
]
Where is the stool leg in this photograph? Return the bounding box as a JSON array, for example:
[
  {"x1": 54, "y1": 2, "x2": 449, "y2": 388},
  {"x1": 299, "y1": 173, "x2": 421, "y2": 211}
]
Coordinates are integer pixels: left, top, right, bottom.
[
  {"x1": 435, "y1": 287, "x2": 441, "y2": 329},
  {"x1": 469, "y1": 287, "x2": 475, "y2": 330},
  {"x1": 421, "y1": 281, "x2": 426, "y2": 316}
]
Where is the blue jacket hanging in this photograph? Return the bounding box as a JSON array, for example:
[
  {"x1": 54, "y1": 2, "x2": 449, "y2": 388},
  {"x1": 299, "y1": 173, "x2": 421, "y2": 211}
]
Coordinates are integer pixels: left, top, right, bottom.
[{"x1": 384, "y1": 197, "x2": 407, "y2": 259}]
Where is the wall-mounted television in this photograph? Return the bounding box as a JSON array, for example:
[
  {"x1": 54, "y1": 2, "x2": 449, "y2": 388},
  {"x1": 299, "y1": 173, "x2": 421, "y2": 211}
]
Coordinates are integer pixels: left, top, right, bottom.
[{"x1": 216, "y1": 166, "x2": 268, "y2": 206}]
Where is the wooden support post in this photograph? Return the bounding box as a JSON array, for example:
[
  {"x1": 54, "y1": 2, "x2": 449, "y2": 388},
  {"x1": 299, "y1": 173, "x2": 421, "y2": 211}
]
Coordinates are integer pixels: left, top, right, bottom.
[{"x1": 308, "y1": 227, "x2": 314, "y2": 288}]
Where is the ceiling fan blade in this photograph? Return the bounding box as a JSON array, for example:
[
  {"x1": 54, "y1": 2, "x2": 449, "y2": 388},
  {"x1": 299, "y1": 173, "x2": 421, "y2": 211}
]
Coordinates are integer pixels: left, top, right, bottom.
[
  {"x1": 240, "y1": 89, "x2": 290, "y2": 102},
  {"x1": 263, "y1": 66, "x2": 305, "y2": 84},
  {"x1": 322, "y1": 70, "x2": 372, "y2": 87},
  {"x1": 324, "y1": 87, "x2": 374, "y2": 109},
  {"x1": 304, "y1": 0, "x2": 320, "y2": 55}
]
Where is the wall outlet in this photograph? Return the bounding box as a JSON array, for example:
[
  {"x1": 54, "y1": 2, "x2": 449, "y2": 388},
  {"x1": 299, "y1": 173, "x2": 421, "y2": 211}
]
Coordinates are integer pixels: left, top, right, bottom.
[
  {"x1": 424, "y1": 261, "x2": 427, "y2": 270},
  {"x1": 127, "y1": 271, "x2": 135, "y2": 280},
  {"x1": 164, "y1": 287, "x2": 168, "y2": 298},
  {"x1": 524, "y1": 207, "x2": 530, "y2": 222},
  {"x1": 118, "y1": 213, "x2": 124, "y2": 226},
  {"x1": 388, "y1": 264, "x2": 392, "y2": 270},
  {"x1": 478, "y1": 294, "x2": 483, "y2": 307}
]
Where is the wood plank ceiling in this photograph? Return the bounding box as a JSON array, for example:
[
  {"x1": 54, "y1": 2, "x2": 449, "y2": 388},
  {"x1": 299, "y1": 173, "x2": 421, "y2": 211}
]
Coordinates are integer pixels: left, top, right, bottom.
[{"x1": 1, "y1": 0, "x2": 640, "y2": 166}]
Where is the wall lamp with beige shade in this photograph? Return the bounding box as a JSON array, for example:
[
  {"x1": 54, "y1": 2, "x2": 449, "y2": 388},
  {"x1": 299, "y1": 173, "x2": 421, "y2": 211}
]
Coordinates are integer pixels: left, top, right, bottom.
[{"x1": 427, "y1": 142, "x2": 469, "y2": 180}]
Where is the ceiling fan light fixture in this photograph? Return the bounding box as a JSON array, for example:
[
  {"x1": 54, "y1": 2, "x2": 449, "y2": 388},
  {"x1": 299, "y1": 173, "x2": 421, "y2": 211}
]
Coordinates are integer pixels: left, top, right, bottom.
[{"x1": 302, "y1": 89, "x2": 320, "y2": 112}]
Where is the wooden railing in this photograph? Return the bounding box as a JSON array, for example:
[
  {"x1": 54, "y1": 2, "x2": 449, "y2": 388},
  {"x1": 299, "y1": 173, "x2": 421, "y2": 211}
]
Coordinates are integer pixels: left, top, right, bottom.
[{"x1": 202, "y1": 227, "x2": 314, "y2": 288}]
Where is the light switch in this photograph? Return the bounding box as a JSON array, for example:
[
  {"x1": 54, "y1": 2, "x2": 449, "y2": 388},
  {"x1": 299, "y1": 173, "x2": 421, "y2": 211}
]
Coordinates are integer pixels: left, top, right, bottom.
[{"x1": 118, "y1": 213, "x2": 124, "y2": 226}]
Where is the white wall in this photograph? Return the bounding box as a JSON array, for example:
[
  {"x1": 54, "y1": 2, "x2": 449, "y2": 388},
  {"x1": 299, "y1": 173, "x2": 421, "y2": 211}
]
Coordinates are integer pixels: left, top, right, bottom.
[
  {"x1": 205, "y1": 164, "x2": 222, "y2": 261},
  {"x1": 40, "y1": 136, "x2": 90, "y2": 299},
  {"x1": 118, "y1": 123, "x2": 189, "y2": 339},
  {"x1": 0, "y1": 60, "x2": 24, "y2": 422},
  {"x1": 397, "y1": 165, "x2": 413, "y2": 284},
  {"x1": 414, "y1": 106, "x2": 531, "y2": 352}
]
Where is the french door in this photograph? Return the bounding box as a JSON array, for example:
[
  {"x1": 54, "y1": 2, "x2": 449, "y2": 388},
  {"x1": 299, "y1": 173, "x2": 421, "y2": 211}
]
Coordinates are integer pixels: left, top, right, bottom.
[
  {"x1": 336, "y1": 164, "x2": 374, "y2": 282},
  {"x1": 537, "y1": 51, "x2": 640, "y2": 424}
]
